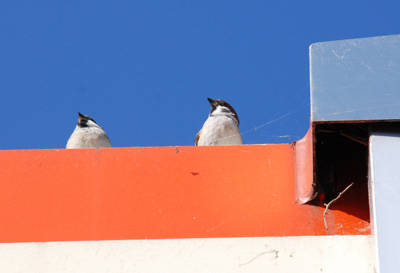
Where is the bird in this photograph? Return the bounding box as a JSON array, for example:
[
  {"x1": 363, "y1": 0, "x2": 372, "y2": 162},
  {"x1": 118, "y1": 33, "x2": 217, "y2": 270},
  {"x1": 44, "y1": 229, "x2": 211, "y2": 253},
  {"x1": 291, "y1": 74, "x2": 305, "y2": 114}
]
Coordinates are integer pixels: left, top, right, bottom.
[
  {"x1": 195, "y1": 98, "x2": 242, "y2": 146},
  {"x1": 66, "y1": 112, "x2": 112, "y2": 149}
]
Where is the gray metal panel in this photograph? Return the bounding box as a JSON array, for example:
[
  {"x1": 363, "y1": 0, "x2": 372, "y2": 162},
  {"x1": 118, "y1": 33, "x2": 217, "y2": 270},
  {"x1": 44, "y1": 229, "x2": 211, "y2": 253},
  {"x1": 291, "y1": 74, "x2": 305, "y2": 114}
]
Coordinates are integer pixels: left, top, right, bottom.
[
  {"x1": 369, "y1": 131, "x2": 400, "y2": 273},
  {"x1": 310, "y1": 34, "x2": 400, "y2": 122}
]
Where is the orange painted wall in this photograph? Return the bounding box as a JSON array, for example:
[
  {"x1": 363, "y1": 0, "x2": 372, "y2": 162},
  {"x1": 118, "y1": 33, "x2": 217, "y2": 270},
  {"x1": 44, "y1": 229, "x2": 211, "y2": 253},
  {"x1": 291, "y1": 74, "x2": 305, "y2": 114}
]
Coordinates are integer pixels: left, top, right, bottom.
[{"x1": 0, "y1": 145, "x2": 370, "y2": 243}]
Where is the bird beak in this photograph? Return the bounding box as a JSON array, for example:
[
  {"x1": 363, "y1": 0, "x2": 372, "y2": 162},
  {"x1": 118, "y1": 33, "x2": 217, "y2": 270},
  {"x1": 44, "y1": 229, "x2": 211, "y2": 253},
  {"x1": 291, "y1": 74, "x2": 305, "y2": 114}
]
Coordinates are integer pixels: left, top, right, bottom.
[
  {"x1": 78, "y1": 112, "x2": 85, "y2": 123},
  {"x1": 207, "y1": 98, "x2": 218, "y2": 107}
]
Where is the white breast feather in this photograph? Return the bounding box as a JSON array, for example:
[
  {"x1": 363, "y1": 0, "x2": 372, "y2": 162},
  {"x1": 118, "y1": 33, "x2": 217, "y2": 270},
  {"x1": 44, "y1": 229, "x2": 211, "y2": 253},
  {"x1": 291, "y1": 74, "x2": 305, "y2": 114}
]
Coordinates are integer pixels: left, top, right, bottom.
[
  {"x1": 197, "y1": 115, "x2": 242, "y2": 146},
  {"x1": 66, "y1": 126, "x2": 112, "y2": 149}
]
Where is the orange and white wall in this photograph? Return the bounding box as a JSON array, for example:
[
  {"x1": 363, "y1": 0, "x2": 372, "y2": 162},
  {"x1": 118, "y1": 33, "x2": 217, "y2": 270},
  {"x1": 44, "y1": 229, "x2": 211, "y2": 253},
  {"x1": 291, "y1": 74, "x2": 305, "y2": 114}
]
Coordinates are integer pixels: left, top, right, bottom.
[{"x1": 0, "y1": 144, "x2": 376, "y2": 272}]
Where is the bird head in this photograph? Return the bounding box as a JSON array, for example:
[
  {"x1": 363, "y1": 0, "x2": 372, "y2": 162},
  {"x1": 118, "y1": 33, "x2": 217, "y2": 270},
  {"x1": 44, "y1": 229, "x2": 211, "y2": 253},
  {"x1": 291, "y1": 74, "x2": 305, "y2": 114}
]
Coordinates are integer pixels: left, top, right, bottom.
[
  {"x1": 207, "y1": 98, "x2": 240, "y2": 125},
  {"x1": 77, "y1": 112, "x2": 100, "y2": 128}
]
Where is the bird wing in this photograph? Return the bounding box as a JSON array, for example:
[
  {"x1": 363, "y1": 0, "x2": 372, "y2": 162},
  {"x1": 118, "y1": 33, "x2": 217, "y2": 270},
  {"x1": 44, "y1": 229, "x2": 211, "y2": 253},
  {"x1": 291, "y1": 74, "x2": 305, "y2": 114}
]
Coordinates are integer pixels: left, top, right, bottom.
[{"x1": 194, "y1": 129, "x2": 202, "y2": 146}]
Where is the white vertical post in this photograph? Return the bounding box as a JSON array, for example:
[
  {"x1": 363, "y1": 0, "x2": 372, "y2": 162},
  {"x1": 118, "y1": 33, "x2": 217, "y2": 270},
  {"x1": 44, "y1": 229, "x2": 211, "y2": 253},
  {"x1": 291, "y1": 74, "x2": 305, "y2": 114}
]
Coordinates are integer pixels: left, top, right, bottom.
[{"x1": 369, "y1": 131, "x2": 400, "y2": 273}]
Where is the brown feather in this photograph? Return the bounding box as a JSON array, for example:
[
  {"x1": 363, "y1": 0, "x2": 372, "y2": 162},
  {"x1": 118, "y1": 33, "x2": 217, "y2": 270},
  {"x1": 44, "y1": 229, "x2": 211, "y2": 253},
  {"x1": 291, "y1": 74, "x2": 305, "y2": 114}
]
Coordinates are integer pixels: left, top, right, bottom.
[{"x1": 195, "y1": 129, "x2": 202, "y2": 146}]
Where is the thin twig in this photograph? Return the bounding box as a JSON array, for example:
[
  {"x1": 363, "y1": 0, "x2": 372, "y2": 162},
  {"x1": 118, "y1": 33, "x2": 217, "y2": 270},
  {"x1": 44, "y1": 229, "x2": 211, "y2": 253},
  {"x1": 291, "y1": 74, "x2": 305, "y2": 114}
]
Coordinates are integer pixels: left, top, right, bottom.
[
  {"x1": 323, "y1": 182, "x2": 354, "y2": 235},
  {"x1": 339, "y1": 132, "x2": 368, "y2": 146}
]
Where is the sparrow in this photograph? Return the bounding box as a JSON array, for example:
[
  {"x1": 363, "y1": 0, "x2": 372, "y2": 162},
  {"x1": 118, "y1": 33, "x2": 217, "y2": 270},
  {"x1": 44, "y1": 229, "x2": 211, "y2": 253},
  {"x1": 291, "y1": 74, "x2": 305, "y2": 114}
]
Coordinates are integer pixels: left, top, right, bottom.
[
  {"x1": 195, "y1": 98, "x2": 242, "y2": 146},
  {"x1": 66, "y1": 112, "x2": 112, "y2": 149}
]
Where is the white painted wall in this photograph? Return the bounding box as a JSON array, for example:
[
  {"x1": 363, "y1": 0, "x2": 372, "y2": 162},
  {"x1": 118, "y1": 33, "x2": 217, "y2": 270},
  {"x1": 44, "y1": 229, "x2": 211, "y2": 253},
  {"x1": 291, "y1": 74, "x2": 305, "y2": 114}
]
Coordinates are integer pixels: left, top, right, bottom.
[{"x1": 0, "y1": 235, "x2": 375, "y2": 273}]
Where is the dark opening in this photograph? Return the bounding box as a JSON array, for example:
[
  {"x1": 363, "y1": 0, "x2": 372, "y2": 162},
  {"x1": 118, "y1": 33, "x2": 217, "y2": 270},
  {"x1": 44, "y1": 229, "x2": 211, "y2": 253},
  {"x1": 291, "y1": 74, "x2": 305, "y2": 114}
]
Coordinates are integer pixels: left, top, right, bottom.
[{"x1": 313, "y1": 122, "x2": 370, "y2": 222}]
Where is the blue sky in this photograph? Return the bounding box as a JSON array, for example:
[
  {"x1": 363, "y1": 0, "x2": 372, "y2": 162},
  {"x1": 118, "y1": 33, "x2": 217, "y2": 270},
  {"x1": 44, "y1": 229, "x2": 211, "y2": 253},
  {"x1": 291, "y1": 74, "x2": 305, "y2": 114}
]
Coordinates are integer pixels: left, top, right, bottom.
[{"x1": 1, "y1": 1, "x2": 399, "y2": 150}]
